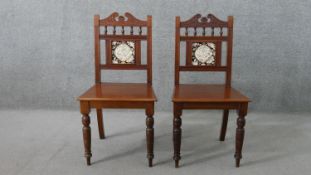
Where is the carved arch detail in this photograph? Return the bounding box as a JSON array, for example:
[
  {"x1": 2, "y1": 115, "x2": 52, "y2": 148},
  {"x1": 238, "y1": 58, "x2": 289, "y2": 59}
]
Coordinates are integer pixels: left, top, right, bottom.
[
  {"x1": 100, "y1": 12, "x2": 147, "y2": 26},
  {"x1": 180, "y1": 14, "x2": 228, "y2": 28}
]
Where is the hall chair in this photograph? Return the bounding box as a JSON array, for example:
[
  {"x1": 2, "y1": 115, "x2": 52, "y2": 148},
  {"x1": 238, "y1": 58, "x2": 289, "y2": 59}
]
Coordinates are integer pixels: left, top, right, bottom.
[
  {"x1": 172, "y1": 14, "x2": 250, "y2": 167},
  {"x1": 78, "y1": 12, "x2": 156, "y2": 167}
]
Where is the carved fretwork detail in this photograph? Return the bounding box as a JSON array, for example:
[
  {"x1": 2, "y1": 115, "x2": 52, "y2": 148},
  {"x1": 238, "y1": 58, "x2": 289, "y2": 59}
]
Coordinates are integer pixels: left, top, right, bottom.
[
  {"x1": 180, "y1": 14, "x2": 228, "y2": 28},
  {"x1": 100, "y1": 12, "x2": 147, "y2": 26}
]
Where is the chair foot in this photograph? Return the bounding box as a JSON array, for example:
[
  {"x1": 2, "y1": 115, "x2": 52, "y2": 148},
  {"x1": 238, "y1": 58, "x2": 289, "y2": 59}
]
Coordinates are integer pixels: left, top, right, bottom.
[
  {"x1": 175, "y1": 160, "x2": 179, "y2": 168},
  {"x1": 148, "y1": 159, "x2": 153, "y2": 167},
  {"x1": 235, "y1": 156, "x2": 240, "y2": 167},
  {"x1": 86, "y1": 157, "x2": 91, "y2": 166}
]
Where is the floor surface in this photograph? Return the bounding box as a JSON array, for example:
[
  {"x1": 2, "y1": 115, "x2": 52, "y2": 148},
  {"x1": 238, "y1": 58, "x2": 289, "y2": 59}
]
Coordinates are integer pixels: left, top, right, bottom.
[{"x1": 0, "y1": 110, "x2": 310, "y2": 175}]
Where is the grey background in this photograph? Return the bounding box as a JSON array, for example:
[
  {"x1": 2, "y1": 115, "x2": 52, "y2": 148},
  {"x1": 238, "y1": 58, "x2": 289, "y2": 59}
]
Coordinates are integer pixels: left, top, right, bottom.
[{"x1": 0, "y1": 0, "x2": 310, "y2": 112}]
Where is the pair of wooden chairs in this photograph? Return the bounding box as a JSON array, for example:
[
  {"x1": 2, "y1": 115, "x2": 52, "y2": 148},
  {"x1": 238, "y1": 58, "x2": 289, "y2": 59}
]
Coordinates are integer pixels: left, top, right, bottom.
[{"x1": 78, "y1": 12, "x2": 250, "y2": 168}]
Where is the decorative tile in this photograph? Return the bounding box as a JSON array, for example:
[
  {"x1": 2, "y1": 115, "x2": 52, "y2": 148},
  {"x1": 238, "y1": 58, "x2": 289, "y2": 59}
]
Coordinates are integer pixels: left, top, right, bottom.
[
  {"x1": 192, "y1": 42, "x2": 216, "y2": 66},
  {"x1": 112, "y1": 41, "x2": 135, "y2": 64}
]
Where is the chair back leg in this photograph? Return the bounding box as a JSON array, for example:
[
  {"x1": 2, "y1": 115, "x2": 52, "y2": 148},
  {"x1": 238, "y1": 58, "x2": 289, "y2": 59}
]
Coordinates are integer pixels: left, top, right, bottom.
[
  {"x1": 219, "y1": 109, "x2": 229, "y2": 141},
  {"x1": 96, "y1": 109, "x2": 105, "y2": 139}
]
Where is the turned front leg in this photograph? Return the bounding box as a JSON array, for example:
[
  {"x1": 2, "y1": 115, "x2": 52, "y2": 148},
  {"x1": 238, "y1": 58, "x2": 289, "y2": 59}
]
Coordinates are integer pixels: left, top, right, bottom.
[
  {"x1": 173, "y1": 103, "x2": 182, "y2": 168},
  {"x1": 80, "y1": 101, "x2": 92, "y2": 165},
  {"x1": 146, "y1": 103, "x2": 154, "y2": 167},
  {"x1": 235, "y1": 103, "x2": 248, "y2": 167}
]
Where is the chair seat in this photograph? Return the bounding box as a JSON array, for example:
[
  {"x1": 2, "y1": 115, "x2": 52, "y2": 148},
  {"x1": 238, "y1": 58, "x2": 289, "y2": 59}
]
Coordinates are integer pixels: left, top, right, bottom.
[
  {"x1": 79, "y1": 83, "x2": 157, "y2": 102},
  {"x1": 173, "y1": 84, "x2": 250, "y2": 103}
]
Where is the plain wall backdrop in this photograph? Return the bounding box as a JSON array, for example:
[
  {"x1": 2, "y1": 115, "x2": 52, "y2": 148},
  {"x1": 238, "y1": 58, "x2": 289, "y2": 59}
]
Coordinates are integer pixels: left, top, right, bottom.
[{"x1": 0, "y1": 0, "x2": 311, "y2": 112}]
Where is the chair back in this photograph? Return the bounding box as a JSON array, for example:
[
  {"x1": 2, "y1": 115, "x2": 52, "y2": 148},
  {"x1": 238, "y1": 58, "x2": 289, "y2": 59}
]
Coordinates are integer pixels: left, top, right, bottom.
[
  {"x1": 175, "y1": 14, "x2": 234, "y2": 87},
  {"x1": 94, "y1": 12, "x2": 153, "y2": 84}
]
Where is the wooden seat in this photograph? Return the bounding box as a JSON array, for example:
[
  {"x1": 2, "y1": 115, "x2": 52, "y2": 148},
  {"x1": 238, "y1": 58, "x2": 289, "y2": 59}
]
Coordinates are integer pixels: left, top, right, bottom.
[
  {"x1": 172, "y1": 14, "x2": 250, "y2": 168},
  {"x1": 78, "y1": 12, "x2": 156, "y2": 167},
  {"x1": 79, "y1": 83, "x2": 156, "y2": 102},
  {"x1": 173, "y1": 84, "x2": 249, "y2": 103}
]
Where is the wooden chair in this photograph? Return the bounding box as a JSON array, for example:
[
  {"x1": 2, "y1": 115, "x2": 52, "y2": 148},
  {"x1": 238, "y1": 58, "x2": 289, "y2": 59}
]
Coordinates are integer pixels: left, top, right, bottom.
[
  {"x1": 78, "y1": 12, "x2": 156, "y2": 167},
  {"x1": 172, "y1": 14, "x2": 250, "y2": 167}
]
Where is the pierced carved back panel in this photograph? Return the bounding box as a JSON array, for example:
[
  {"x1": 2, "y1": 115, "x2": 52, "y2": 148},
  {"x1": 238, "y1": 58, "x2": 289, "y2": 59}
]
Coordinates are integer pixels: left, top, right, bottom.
[
  {"x1": 94, "y1": 12, "x2": 153, "y2": 84},
  {"x1": 175, "y1": 14, "x2": 234, "y2": 86}
]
